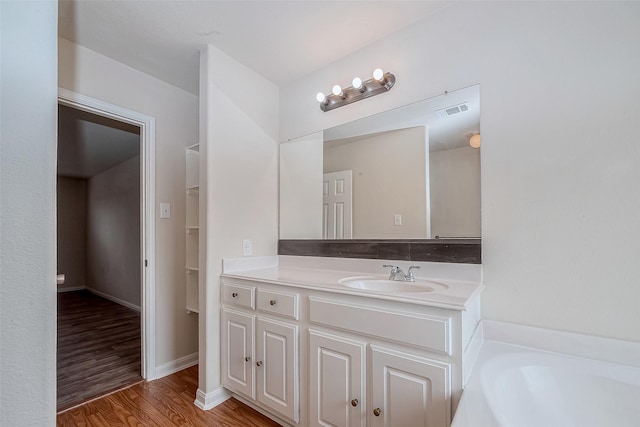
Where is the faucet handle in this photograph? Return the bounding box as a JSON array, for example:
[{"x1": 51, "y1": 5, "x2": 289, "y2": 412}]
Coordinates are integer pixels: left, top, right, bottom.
[
  {"x1": 383, "y1": 264, "x2": 401, "y2": 280},
  {"x1": 406, "y1": 265, "x2": 420, "y2": 281}
]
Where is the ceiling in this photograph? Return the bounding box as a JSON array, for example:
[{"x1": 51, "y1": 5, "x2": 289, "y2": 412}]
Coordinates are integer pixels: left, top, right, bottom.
[
  {"x1": 58, "y1": 105, "x2": 140, "y2": 179},
  {"x1": 58, "y1": 1, "x2": 448, "y2": 94}
]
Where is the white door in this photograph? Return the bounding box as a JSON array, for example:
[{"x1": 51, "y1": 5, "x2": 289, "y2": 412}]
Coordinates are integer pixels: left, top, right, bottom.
[
  {"x1": 256, "y1": 317, "x2": 299, "y2": 423},
  {"x1": 370, "y1": 346, "x2": 450, "y2": 427},
  {"x1": 323, "y1": 171, "x2": 353, "y2": 239},
  {"x1": 309, "y1": 330, "x2": 366, "y2": 427},
  {"x1": 221, "y1": 309, "x2": 255, "y2": 399}
]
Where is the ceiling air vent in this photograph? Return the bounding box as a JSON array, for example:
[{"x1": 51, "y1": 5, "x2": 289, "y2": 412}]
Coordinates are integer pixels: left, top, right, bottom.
[{"x1": 436, "y1": 102, "x2": 469, "y2": 118}]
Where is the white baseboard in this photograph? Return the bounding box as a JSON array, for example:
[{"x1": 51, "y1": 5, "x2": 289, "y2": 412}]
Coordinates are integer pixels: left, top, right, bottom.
[
  {"x1": 57, "y1": 286, "x2": 85, "y2": 292},
  {"x1": 86, "y1": 287, "x2": 141, "y2": 312},
  {"x1": 155, "y1": 352, "x2": 199, "y2": 380},
  {"x1": 194, "y1": 387, "x2": 231, "y2": 410},
  {"x1": 483, "y1": 319, "x2": 640, "y2": 368}
]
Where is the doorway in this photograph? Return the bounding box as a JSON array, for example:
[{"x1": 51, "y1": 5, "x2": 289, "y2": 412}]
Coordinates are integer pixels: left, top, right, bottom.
[{"x1": 56, "y1": 89, "x2": 156, "y2": 410}]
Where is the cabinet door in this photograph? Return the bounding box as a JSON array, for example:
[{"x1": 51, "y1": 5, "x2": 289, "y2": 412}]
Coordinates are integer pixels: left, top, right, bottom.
[
  {"x1": 309, "y1": 329, "x2": 366, "y2": 427},
  {"x1": 370, "y1": 345, "x2": 450, "y2": 427},
  {"x1": 256, "y1": 317, "x2": 299, "y2": 423},
  {"x1": 221, "y1": 309, "x2": 255, "y2": 399}
]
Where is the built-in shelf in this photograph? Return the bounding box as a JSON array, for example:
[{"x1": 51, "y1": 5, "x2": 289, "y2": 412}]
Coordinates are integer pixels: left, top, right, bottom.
[{"x1": 185, "y1": 144, "x2": 200, "y2": 314}]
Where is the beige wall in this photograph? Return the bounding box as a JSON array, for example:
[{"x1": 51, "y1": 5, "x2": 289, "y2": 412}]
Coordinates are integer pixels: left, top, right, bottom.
[
  {"x1": 1, "y1": 1, "x2": 57, "y2": 424},
  {"x1": 280, "y1": 2, "x2": 640, "y2": 342},
  {"x1": 430, "y1": 146, "x2": 481, "y2": 238},
  {"x1": 324, "y1": 127, "x2": 427, "y2": 239},
  {"x1": 59, "y1": 37, "x2": 199, "y2": 367},
  {"x1": 57, "y1": 176, "x2": 87, "y2": 290},
  {"x1": 86, "y1": 156, "x2": 141, "y2": 307}
]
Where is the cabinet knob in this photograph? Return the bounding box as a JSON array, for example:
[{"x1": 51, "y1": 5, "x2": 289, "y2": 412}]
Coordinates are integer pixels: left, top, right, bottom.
[
  {"x1": 350, "y1": 399, "x2": 358, "y2": 407},
  {"x1": 232, "y1": 292, "x2": 238, "y2": 298},
  {"x1": 256, "y1": 361, "x2": 263, "y2": 367},
  {"x1": 373, "y1": 408, "x2": 381, "y2": 417},
  {"x1": 244, "y1": 356, "x2": 250, "y2": 362},
  {"x1": 269, "y1": 299, "x2": 276, "y2": 306}
]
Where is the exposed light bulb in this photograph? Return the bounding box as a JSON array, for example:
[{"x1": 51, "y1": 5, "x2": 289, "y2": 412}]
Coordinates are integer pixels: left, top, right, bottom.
[
  {"x1": 316, "y1": 92, "x2": 326, "y2": 103},
  {"x1": 372, "y1": 68, "x2": 384, "y2": 81},
  {"x1": 470, "y1": 134, "x2": 481, "y2": 149},
  {"x1": 352, "y1": 77, "x2": 363, "y2": 90},
  {"x1": 332, "y1": 84, "x2": 343, "y2": 97}
]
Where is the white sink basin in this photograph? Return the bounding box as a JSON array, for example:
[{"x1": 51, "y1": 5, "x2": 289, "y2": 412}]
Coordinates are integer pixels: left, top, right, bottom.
[{"x1": 339, "y1": 276, "x2": 448, "y2": 293}]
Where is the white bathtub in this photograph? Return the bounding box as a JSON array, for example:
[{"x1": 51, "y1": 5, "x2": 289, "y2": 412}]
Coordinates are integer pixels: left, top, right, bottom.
[{"x1": 452, "y1": 341, "x2": 640, "y2": 427}]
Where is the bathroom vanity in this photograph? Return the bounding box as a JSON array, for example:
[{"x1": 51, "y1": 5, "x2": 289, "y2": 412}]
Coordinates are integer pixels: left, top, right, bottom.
[{"x1": 220, "y1": 256, "x2": 483, "y2": 427}]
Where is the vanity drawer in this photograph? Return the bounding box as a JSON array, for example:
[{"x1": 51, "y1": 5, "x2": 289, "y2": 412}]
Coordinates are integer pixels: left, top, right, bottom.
[
  {"x1": 309, "y1": 297, "x2": 452, "y2": 355},
  {"x1": 223, "y1": 283, "x2": 255, "y2": 309},
  {"x1": 256, "y1": 289, "x2": 299, "y2": 320}
]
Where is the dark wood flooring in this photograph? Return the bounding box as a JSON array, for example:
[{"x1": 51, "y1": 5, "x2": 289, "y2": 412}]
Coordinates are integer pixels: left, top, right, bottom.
[
  {"x1": 57, "y1": 290, "x2": 142, "y2": 412},
  {"x1": 57, "y1": 365, "x2": 281, "y2": 426}
]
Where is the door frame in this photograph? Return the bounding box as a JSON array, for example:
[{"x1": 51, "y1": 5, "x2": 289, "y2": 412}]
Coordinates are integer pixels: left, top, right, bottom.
[{"x1": 58, "y1": 88, "x2": 157, "y2": 380}]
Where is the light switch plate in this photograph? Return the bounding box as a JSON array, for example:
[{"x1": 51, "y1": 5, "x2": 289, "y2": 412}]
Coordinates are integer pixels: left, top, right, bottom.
[{"x1": 160, "y1": 203, "x2": 171, "y2": 219}]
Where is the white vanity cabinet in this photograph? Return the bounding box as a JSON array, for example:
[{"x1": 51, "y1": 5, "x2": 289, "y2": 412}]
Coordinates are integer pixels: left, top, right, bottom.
[
  {"x1": 309, "y1": 329, "x2": 367, "y2": 427},
  {"x1": 308, "y1": 297, "x2": 453, "y2": 427},
  {"x1": 308, "y1": 331, "x2": 450, "y2": 427},
  {"x1": 221, "y1": 280, "x2": 300, "y2": 424},
  {"x1": 222, "y1": 308, "x2": 255, "y2": 398},
  {"x1": 221, "y1": 274, "x2": 480, "y2": 427},
  {"x1": 369, "y1": 345, "x2": 450, "y2": 427}
]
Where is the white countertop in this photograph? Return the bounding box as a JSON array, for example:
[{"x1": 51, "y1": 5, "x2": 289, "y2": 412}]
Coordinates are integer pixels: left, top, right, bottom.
[{"x1": 221, "y1": 256, "x2": 483, "y2": 311}]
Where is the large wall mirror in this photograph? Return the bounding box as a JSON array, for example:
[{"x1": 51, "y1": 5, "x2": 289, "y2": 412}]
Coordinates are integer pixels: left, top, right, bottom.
[{"x1": 280, "y1": 84, "x2": 481, "y2": 244}]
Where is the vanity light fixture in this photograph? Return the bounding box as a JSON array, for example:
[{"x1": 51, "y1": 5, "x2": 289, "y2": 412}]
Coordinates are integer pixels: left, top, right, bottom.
[
  {"x1": 470, "y1": 134, "x2": 481, "y2": 149},
  {"x1": 316, "y1": 68, "x2": 396, "y2": 112}
]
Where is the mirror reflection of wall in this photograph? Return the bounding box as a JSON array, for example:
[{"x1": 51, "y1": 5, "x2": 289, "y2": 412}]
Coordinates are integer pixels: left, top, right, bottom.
[
  {"x1": 324, "y1": 127, "x2": 427, "y2": 239},
  {"x1": 279, "y1": 84, "x2": 481, "y2": 240}
]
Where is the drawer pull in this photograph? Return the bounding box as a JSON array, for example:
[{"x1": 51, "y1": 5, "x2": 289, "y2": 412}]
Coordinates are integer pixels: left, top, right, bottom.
[
  {"x1": 351, "y1": 399, "x2": 358, "y2": 407},
  {"x1": 232, "y1": 292, "x2": 238, "y2": 298},
  {"x1": 373, "y1": 408, "x2": 381, "y2": 417},
  {"x1": 256, "y1": 361, "x2": 263, "y2": 367},
  {"x1": 269, "y1": 299, "x2": 276, "y2": 306},
  {"x1": 244, "y1": 356, "x2": 250, "y2": 362}
]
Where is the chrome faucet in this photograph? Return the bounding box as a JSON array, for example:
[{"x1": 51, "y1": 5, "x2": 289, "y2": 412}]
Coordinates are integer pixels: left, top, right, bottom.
[{"x1": 383, "y1": 265, "x2": 420, "y2": 282}]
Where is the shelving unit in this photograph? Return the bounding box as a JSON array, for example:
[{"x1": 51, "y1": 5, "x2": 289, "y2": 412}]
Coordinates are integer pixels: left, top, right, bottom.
[{"x1": 185, "y1": 143, "x2": 200, "y2": 313}]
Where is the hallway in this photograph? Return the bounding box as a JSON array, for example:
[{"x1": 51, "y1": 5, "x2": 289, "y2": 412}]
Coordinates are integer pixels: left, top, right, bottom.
[{"x1": 57, "y1": 290, "x2": 142, "y2": 411}]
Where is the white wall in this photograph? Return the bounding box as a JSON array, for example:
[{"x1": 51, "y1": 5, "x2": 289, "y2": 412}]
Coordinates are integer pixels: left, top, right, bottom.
[
  {"x1": 57, "y1": 176, "x2": 87, "y2": 290},
  {"x1": 59, "y1": 38, "x2": 199, "y2": 367},
  {"x1": 280, "y1": 2, "x2": 640, "y2": 342},
  {"x1": 198, "y1": 44, "x2": 279, "y2": 399},
  {"x1": 280, "y1": 132, "x2": 324, "y2": 239},
  {"x1": 324, "y1": 127, "x2": 427, "y2": 239},
  {"x1": 430, "y1": 146, "x2": 481, "y2": 238},
  {"x1": 87, "y1": 156, "x2": 141, "y2": 307},
  {"x1": 0, "y1": 1, "x2": 57, "y2": 424}
]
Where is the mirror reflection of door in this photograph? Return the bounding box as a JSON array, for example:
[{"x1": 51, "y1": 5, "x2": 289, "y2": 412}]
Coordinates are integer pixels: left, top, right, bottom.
[{"x1": 322, "y1": 170, "x2": 353, "y2": 239}]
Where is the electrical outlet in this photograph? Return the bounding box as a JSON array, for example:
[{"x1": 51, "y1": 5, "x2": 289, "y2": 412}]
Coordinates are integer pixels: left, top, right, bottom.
[
  {"x1": 160, "y1": 203, "x2": 171, "y2": 219},
  {"x1": 242, "y1": 239, "x2": 253, "y2": 256},
  {"x1": 394, "y1": 214, "x2": 402, "y2": 226}
]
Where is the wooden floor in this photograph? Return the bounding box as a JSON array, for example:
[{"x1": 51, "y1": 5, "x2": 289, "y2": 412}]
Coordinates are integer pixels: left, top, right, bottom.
[
  {"x1": 58, "y1": 290, "x2": 142, "y2": 411},
  {"x1": 57, "y1": 365, "x2": 281, "y2": 426}
]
